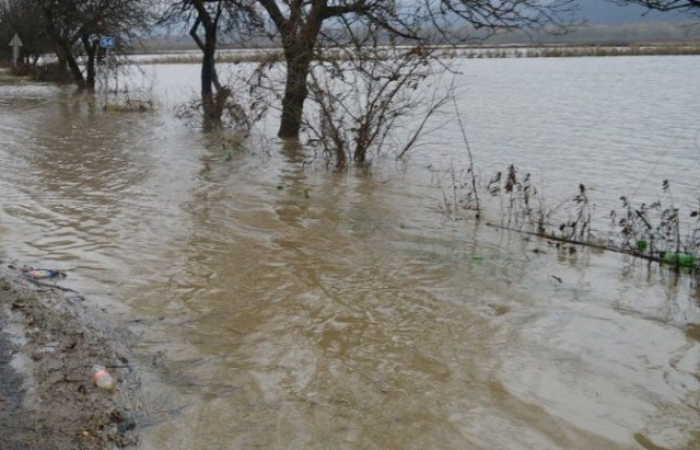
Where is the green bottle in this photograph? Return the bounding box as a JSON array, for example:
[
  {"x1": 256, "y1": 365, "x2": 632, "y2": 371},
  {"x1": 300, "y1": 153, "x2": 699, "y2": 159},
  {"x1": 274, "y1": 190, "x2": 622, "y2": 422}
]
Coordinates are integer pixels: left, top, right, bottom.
[
  {"x1": 662, "y1": 252, "x2": 696, "y2": 268},
  {"x1": 637, "y1": 240, "x2": 648, "y2": 252}
]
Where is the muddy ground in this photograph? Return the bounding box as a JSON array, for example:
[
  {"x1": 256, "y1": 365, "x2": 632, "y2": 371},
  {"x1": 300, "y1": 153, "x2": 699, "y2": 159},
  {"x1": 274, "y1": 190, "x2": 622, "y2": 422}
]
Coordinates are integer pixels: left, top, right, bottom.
[{"x1": 0, "y1": 263, "x2": 142, "y2": 450}]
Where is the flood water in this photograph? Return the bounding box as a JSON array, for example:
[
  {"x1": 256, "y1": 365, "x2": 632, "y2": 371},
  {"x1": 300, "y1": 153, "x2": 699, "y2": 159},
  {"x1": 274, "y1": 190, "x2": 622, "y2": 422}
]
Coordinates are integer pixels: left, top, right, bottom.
[{"x1": 1, "y1": 56, "x2": 699, "y2": 450}]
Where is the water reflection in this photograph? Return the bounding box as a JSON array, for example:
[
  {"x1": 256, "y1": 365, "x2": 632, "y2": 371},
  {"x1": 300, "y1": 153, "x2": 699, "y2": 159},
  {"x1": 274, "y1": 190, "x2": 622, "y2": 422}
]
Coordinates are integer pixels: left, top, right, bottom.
[
  {"x1": 0, "y1": 58, "x2": 699, "y2": 450},
  {"x1": 134, "y1": 136, "x2": 699, "y2": 449}
]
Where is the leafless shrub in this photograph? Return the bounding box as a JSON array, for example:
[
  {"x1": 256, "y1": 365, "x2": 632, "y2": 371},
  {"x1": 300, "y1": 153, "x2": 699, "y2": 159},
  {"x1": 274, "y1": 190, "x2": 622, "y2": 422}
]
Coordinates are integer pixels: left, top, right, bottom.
[
  {"x1": 174, "y1": 63, "x2": 271, "y2": 135},
  {"x1": 438, "y1": 153, "x2": 698, "y2": 270},
  {"x1": 304, "y1": 35, "x2": 454, "y2": 169},
  {"x1": 613, "y1": 180, "x2": 696, "y2": 259},
  {"x1": 487, "y1": 164, "x2": 542, "y2": 230},
  {"x1": 558, "y1": 184, "x2": 593, "y2": 242},
  {"x1": 100, "y1": 60, "x2": 158, "y2": 112},
  {"x1": 452, "y1": 97, "x2": 481, "y2": 218},
  {"x1": 435, "y1": 161, "x2": 480, "y2": 220}
]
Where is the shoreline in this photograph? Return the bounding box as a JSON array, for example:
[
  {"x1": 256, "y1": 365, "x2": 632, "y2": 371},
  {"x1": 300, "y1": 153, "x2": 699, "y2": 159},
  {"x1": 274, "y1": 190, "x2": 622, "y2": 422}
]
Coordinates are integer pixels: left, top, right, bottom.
[
  {"x1": 0, "y1": 262, "x2": 143, "y2": 450},
  {"x1": 132, "y1": 43, "x2": 700, "y2": 65}
]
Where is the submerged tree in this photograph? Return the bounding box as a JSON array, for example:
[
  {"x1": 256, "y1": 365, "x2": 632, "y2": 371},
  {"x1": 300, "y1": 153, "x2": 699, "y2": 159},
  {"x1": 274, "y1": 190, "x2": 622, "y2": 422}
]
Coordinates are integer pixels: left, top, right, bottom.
[
  {"x1": 158, "y1": 0, "x2": 577, "y2": 147},
  {"x1": 303, "y1": 18, "x2": 455, "y2": 166},
  {"x1": 160, "y1": 0, "x2": 261, "y2": 129},
  {"x1": 253, "y1": 0, "x2": 579, "y2": 139},
  {"x1": 34, "y1": 0, "x2": 152, "y2": 89}
]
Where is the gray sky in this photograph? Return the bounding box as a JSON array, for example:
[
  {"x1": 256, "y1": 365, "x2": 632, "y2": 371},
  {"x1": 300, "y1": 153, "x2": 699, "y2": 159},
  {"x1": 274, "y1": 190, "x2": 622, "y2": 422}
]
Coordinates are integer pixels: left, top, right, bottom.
[{"x1": 577, "y1": 0, "x2": 694, "y2": 24}]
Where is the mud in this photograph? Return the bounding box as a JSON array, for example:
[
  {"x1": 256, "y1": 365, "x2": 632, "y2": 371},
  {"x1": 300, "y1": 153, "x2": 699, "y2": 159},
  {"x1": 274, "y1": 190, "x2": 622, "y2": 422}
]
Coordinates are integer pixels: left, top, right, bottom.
[{"x1": 0, "y1": 263, "x2": 142, "y2": 450}]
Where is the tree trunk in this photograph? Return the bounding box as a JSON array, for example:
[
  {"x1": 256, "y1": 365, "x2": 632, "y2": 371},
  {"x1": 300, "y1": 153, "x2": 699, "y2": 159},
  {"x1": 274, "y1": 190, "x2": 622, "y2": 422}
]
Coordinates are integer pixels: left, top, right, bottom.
[
  {"x1": 201, "y1": 28, "x2": 216, "y2": 97},
  {"x1": 49, "y1": 35, "x2": 83, "y2": 87},
  {"x1": 41, "y1": 6, "x2": 83, "y2": 89},
  {"x1": 201, "y1": 25, "x2": 218, "y2": 128},
  {"x1": 278, "y1": 47, "x2": 312, "y2": 139},
  {"x1": 55, "y1": 48, "x2": 67, "y2": 71},
  {"x1": 202, "y1": 93, "x2": 218, "y2": 129},
  {"x1": 190, "y1": 10, "x2": 228, "y2": 131},
  {"x1": 81, "y1": 35, "x2": 97, "y2": 91},
  {"x1": 64, "y1": 46, "x2": 85, "y2": 88}
]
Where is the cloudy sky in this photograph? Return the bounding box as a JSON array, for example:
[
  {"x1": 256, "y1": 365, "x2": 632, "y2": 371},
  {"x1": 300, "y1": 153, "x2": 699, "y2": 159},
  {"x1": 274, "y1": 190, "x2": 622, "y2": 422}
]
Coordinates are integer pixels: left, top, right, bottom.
[{"x1": 577, "y1": 0, "x2": 694, "y2": 24}]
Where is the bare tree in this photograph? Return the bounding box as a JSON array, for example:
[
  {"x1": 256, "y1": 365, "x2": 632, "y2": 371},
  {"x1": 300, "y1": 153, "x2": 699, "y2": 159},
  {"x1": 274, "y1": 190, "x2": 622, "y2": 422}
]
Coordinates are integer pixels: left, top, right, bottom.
[
  {"x1": 303, "y1": 18, "x2": 454, "y2": 166},
  {"x1": 35, "y1": 0, "x2": 153, "y2": 89},
  {"x1": 253, "y1": 0, "x2": 578, "y2": 139},
  {"x1": 157, "y1": 1, "x2": 578, "y2": 140},
  {"x1": 34, "y1": 1, "x2": 85, "y2": 84},
  {"x1": 160, "y1": 0, "x2": 261, "y2": 129}
]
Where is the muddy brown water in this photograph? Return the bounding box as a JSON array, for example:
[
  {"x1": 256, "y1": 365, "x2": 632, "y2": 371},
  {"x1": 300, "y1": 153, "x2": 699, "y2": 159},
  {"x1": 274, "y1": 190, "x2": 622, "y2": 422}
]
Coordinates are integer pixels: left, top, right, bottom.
[{"x1": 1, "y1": 57, "x2": 699, "y2": 450}]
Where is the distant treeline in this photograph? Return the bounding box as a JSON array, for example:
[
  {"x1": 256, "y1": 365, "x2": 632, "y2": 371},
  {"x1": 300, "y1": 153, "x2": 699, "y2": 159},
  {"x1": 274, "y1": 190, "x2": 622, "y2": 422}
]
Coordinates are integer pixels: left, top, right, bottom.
[
  {"x1": 136, "y1": 22, "x2": 700, "y2": 54},
  {"x1": 495, "y1": 22, "x2": 700, "y2": 45}
]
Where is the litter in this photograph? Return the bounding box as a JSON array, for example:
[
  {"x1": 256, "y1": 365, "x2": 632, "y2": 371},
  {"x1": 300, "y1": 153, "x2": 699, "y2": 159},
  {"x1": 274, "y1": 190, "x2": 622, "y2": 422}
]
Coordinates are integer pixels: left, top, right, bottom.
[
  {"x1": 91, "y1": 365, "x2": 116, "y2": 391},
  {"x1": 22, "y1": 268, "x2": 66, "y2": 280},
  {"x1": 661, "y1": 252, "x2": 696, "y2": 268}
]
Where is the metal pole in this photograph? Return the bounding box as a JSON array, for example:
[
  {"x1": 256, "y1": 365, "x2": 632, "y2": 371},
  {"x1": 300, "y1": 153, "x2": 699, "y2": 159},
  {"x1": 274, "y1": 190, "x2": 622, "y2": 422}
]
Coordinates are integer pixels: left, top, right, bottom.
[{"x1": 105, "y1": 48, "x2": 110, "y2": 93}]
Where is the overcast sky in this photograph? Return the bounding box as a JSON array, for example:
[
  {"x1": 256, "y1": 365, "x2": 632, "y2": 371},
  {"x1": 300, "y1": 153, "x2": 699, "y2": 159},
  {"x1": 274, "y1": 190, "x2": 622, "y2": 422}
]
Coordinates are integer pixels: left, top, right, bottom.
[{"x1": 577, "y1": 0, "x2": 694, "y2": 24}]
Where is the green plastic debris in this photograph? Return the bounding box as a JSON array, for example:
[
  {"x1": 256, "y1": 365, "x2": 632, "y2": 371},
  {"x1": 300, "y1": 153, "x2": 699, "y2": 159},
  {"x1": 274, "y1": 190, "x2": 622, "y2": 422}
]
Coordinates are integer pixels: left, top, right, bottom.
[{"x1": 661, "y1": 252, "x2": 696, "y2": 268}]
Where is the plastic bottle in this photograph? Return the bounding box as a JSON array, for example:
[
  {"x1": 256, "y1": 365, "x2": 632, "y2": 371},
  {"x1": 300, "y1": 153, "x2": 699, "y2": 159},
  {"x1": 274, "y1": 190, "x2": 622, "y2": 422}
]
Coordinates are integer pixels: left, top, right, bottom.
[
  {"x1": 24, "y1": 269, "x2": 65, "y2": 279},
  {"x1": 636, "y1": 240, "x2": 648, "y2": 252},
  {"x1": 661, "y1": 252, "x2": 696, "y2": 268},
  {"x1": 91, "y1": 365, "x2": 116, "y2": 391}
]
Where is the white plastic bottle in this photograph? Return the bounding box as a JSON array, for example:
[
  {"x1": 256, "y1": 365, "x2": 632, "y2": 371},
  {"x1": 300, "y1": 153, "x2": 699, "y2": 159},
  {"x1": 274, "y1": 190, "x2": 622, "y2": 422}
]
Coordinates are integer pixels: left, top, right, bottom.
[{"x1": 91, "y1": 365, "x2": 116, "y2": 391}]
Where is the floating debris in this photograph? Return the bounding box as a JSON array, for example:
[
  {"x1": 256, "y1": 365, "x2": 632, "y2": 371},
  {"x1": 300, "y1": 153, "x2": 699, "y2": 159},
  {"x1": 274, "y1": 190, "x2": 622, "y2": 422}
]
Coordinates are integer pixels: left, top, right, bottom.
[
  {"x1": 22, "y1": 268, "x2": 66, "y2": 280},
  {"x1": 661, "y1": 252, "x2": 696, "y2": 268}
]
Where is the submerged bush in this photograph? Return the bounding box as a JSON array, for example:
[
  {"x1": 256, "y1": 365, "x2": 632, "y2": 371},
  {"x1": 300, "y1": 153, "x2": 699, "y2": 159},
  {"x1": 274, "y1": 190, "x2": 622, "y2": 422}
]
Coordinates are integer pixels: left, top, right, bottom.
[{"x1": 442, "y1": 164, "x2": 699, "y2": 272}]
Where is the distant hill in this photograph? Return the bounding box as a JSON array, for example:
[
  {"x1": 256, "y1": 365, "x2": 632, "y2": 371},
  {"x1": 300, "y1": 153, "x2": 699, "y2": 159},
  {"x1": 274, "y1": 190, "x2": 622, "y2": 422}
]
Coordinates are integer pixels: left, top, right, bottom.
[
  {"x1": 139, "y1": 1, "x2": 700, "y2": 52},
  {"x1": 577, "y1": 0, "x2": 695, "y2": 24}
]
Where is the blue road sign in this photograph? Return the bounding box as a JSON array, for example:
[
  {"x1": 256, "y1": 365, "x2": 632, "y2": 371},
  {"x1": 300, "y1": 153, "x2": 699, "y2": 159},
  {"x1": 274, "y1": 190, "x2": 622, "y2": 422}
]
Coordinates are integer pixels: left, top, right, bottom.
[{"x1": 100, "y1": 36, "x2": 115, "y2": 49}]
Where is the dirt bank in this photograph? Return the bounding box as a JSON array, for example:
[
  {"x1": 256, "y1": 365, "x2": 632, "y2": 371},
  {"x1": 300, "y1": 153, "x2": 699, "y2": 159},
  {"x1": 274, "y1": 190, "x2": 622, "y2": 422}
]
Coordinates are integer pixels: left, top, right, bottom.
[{"x1": 0, "y1": 263, "x2": 142, "y2": 450}]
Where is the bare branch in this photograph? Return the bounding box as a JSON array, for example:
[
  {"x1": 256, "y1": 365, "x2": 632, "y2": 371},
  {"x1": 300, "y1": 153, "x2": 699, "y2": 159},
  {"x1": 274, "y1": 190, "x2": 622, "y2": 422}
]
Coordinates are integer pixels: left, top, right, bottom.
[{"x1": 612, "y1": 0, "x2": 700, "y2": 14}]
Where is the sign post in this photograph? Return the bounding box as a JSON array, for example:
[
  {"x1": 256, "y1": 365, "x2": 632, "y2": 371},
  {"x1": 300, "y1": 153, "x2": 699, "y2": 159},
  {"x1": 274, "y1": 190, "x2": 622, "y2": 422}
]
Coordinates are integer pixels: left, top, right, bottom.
[
  {"x1": 100, "y1": 36, "x2": 115, "y2": 99},
  {"x1": 9, "y1": 33, "x2": 23, "y2": 67},
  {"x1": 100, "y1": 36, "x2": 115, "y2": 51}
]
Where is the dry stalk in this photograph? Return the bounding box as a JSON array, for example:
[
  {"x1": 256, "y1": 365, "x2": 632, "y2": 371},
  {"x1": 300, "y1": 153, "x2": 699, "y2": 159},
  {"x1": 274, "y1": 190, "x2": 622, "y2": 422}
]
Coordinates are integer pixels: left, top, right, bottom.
[{"x1": 452, "y1": 97, "x2": 480, "y2": 217}]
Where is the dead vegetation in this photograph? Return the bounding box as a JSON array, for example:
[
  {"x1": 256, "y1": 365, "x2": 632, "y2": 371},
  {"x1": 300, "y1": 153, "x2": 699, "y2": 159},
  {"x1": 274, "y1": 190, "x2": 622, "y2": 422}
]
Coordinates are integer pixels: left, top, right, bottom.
[
  {"x1": 304, "y1": 44, "x2": 454, "y2": 168},
  {"x1": 437, "y1": 162, "x2": 699, "y2": 272}
]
